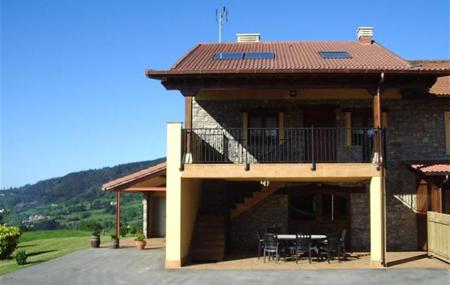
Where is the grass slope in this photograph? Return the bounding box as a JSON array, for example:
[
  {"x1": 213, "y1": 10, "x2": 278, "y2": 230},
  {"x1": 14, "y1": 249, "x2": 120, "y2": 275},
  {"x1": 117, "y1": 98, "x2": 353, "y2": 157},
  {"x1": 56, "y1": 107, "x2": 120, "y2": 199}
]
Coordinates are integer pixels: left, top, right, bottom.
[{"x1": 0, "y1": 230, "x2": 96, "y2": 276}]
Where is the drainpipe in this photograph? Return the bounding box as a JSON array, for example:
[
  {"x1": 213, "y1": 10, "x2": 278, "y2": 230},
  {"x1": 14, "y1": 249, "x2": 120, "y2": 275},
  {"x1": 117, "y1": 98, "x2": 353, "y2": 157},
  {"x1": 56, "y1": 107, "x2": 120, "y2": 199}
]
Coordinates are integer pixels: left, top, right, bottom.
[{"x1": 378, "y1": 72, "x2": 387, "y2": 267}]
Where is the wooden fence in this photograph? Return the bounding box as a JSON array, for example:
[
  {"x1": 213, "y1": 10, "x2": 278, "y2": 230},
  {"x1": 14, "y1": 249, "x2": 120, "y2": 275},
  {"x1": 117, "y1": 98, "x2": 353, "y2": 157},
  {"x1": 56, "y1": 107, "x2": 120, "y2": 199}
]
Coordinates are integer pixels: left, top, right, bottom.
[{"x1": 427, "y1": 211, "x2": 450, "y2": 263}]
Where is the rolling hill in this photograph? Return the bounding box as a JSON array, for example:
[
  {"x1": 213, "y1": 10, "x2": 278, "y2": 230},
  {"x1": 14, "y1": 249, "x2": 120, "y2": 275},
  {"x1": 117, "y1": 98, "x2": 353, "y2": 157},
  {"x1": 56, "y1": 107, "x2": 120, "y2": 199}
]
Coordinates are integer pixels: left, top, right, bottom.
[{"x1": 0, "y1": 157, "x2": 165, "y2": 232}]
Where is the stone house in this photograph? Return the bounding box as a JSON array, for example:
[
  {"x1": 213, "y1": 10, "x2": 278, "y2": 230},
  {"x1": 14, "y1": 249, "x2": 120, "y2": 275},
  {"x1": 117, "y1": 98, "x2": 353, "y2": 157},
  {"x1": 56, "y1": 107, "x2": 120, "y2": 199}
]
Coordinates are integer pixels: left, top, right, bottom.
[{"x1": 108, "y1": 27, "x2": 450, "y2": 268}]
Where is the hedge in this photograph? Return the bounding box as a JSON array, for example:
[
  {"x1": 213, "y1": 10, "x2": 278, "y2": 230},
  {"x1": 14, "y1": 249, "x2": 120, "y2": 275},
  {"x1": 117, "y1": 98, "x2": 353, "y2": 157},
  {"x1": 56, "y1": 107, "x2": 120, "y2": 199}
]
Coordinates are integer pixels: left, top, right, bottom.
[{"x1": 0, "y1": 224, "x2": 22, "y2": 259}]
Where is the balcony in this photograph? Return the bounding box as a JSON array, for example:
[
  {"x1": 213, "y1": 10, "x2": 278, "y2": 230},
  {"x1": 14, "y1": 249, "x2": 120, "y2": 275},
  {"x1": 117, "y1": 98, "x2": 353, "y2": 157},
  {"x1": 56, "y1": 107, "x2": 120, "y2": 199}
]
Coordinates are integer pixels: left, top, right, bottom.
[{"x1": 182, "y1": 127, "x2": 385, "y2": 166}]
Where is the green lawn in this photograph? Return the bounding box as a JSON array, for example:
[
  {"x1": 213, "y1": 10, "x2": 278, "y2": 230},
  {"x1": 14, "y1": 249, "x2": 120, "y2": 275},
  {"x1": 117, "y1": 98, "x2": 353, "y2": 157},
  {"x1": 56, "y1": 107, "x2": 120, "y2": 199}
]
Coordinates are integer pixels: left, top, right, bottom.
[
  {"x1": 19, "y1": 230, "x2": 92, "y2": 242},
  {"x1": 0, "y1": 230, "x2": 98, "y2": 276}
]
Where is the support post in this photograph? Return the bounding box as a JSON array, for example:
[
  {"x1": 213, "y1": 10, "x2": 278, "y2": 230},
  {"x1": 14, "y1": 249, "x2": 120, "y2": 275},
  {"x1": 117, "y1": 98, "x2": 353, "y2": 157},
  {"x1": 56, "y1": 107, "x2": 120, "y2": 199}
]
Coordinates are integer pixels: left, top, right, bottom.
[
  {"x1": 370, "y1": 72, "x2": 386, "y2": 267},
  {"x1": 370, "y1": 176, "x2": 385, "y2": 267},
  {"x1": 115, "y1": 191, "x2": 121, "y2": 246},
  {"x1": 184, "y1": 96, "x2": 193, "y2": 164},
  {"x1": 143, "y1": 193, "x2": 149, "y2": 238},
  {"x1": 373, "y1": 88, "x2": 381, "y2": 166},
  {"x1": 166, "y1": 122, "x2": 183, "y2": 268},
  {"x1": 310, "y1": 125, "x2": 316, "y2": 171}
]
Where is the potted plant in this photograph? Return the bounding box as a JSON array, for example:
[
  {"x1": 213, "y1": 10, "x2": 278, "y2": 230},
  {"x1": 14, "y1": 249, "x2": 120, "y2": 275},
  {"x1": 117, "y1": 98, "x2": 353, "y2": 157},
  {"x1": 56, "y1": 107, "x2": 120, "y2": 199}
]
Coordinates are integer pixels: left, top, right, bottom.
[
  {"x1": 134, "y1": 232, "x2": 146, "y2": 250},
  {"x1": 90, "y1": 230, "x2": 100, "y2": 248},
  {"x1": 111, "y1": 234, "x2": 119, "y2": 249}
]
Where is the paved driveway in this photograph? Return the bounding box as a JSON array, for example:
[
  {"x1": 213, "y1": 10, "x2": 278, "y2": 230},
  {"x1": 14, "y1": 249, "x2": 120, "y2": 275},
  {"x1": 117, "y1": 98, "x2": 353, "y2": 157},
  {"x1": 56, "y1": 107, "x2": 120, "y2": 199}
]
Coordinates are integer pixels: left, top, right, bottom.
[{"x1": 0, "y1": 248, "x2": 448, "y2": 285}]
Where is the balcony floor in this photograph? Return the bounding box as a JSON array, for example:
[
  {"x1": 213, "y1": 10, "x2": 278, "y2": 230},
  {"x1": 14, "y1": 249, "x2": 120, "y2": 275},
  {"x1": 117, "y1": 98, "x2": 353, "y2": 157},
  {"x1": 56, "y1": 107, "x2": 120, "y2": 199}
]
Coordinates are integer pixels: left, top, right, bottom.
[{"x1": 182, "y1": 163, "x2": 380, "y2": 182}]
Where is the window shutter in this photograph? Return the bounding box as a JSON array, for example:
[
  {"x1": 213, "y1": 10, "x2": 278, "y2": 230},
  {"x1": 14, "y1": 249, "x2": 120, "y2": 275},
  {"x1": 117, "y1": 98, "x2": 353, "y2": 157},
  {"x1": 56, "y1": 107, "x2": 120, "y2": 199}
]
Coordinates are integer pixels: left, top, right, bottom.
[
  {"x1": 445, "y1": 112, "x2": 450, "y2": 155},
  {"x1": 242, "y1": 112, "x2": 248, "y2": 147},
  {"x1": 278, "y1": 112, "x2": 285, "y2": 145},
  {"x1": 345, "y1": 112, "x2": 352, "y2": 146},
  {"x1": 382, "y1": 112, "x2": 388, "y2": 128}
]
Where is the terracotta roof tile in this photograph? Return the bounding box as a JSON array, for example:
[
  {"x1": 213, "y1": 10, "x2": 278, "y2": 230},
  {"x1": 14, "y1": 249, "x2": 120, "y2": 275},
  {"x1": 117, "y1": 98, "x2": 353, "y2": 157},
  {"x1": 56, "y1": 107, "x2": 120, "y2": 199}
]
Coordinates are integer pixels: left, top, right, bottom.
[
  {"x1": 102, "y1": 161, "x2": 166, "y2": 190},
  {"x1": 431, "y1": 76, "x2": 450, "y2": 95},
  {"x1": 170, "y1": 41, "x2": 414, "y2": 72},
  {"x1": 409, "y1": 161, "x2": 450, "y2": 175},
  {"x1": 411, "y1": 61, "x2": 450, "y2": 96}
]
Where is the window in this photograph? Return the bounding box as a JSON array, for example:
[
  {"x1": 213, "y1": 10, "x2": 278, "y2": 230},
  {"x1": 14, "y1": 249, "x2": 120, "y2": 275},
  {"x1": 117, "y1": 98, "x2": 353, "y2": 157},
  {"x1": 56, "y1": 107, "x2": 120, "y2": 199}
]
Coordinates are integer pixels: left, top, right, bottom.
[
  {"x1": 248, "y1": 114, "x2": 278, "y2": 142},
  {"x1": 290, "y1": 193, "x2": 348, "y2": 221},
  {"x1": 244, "y1": 52, "x2": 275, "y2": 59},
  {"x1": 351, "y1": 110, "x2": 373, "y2": 146},
  {"x1": 319, "y1": 51, "x2": 352, "y2": 59},
  {"x1": 290, "y1": 194, "x2": 316, "y2": 220},
  {"x1": 213, "y1": 53, "x2": 244, "y2": 60},
  {"x1": 322, "y1": 194, "x2": 348, "y2": 221},
  {"x1": 445, "y1": 112, "x2": 450, "y2": 155},
  {"x1": 213, "y1": 52, "x2": 275, "y2": 60}
]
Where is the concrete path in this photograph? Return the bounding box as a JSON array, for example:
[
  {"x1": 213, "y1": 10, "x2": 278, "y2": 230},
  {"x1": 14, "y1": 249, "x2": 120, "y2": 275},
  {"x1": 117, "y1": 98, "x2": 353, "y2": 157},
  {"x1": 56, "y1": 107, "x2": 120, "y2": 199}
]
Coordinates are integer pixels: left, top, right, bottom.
[{"x1": 0, "y1": 248, "x2": 448, "y2": 285}]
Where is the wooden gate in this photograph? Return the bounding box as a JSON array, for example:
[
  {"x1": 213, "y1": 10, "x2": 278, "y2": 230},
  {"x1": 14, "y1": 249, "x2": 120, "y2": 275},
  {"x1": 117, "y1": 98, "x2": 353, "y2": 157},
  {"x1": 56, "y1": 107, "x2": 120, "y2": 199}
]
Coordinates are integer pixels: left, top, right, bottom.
[{"x1": 427, "y1": 211, "x2": 450, "y2": 263}]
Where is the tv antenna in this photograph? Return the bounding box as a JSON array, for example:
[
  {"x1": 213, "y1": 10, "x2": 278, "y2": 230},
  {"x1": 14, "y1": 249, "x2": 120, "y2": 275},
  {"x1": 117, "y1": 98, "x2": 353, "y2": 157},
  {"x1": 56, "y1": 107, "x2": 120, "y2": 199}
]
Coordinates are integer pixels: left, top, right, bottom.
[{"x1": 216, "y1": 6, "x2": 228, "y2": 43}]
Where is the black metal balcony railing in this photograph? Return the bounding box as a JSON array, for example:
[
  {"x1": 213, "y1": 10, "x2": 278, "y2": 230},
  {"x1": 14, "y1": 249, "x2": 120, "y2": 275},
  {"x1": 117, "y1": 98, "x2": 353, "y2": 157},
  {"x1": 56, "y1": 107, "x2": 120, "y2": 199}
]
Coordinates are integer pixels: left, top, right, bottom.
[{"x1": 182, "y1": 127, "x2": 384, "y2": 165}]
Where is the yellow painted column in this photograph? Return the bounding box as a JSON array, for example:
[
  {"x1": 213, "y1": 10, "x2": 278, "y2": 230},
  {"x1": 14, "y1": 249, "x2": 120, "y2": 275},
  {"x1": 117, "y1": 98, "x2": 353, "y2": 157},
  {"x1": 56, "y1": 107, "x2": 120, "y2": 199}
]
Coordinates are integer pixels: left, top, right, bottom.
[
  {"x1": 370, "y1": 176, "x2": 385, "y2": 267},
  {"x1": 165, "y1": 122, "x2": 183, "y2": 268}
]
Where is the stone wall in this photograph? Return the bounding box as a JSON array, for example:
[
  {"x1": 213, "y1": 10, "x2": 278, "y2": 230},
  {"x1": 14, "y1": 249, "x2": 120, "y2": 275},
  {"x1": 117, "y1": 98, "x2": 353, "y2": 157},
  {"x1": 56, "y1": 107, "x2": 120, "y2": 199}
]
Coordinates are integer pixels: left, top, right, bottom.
[
  {"x1": 230, "y1": 193, "x2": 288, "y2": 251},
  {"x1": 383, "y1": 98, "x2": 450, "y2": 249},
  {"x1": 192, "y1": 95, "x2": 450, "y2": 250},
  {"x1": 350, "y1": 191, "x2": 370, "y2": 251}
]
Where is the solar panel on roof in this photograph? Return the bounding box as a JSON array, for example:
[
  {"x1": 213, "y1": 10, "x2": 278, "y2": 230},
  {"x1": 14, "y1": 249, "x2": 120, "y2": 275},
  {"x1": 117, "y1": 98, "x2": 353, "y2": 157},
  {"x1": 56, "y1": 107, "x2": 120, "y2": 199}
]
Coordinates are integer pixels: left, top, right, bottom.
[
  {"x1": 319, "y1": 51, "x2": 352, "y2": 59},
  {"x1": 244, "y1": 52, "x2": 275, "y2": 59},
  {"x1": 213, "y1": 52, "x2": 275, "y2": 60},
  {"x1": 214, "y1": 53, "x2": 244, "y2": 60}
]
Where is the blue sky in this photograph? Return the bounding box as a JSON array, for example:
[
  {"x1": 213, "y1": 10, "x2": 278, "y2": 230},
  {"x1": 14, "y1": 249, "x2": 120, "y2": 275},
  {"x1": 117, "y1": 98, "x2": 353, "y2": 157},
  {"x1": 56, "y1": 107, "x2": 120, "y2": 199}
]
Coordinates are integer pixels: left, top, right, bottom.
[{"x1": 1, "y1": 0, "x2": 449, "y2": 188}]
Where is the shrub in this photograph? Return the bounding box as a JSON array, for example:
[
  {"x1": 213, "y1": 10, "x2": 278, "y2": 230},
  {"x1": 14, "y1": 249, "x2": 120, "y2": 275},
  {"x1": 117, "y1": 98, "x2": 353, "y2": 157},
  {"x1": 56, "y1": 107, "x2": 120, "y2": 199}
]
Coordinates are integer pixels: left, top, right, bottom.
[
  {"x1": 0, "y1": 225, "x2": 21, "y2": 259},
  {"x1": 78, "y1": 220, "x2": 102, "y2": 233},
  {"x1": 120, "y1": 227, "x2": 128, "y2": 237},
  {"x1": 80, "y1": 212, "x2": 91, "y2": 219},
  {"x1": 128, "y1": 226, "x2": 137, "y2": 235},
  {"x1": 0, "y1": 208, "x2": 10, "y2": 225},
  {"x1": 135, "y1": 232, "x2": 145, "y2": 241},
  {"x1": 14, "y1": 249, "x2": 27, "y2": 265}
]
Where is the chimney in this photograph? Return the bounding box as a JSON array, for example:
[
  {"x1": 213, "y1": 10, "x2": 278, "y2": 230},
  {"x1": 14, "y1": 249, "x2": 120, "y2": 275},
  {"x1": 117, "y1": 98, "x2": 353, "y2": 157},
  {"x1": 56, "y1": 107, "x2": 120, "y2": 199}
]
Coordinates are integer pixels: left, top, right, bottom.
[
  {"x1": 357, "y1": 27, "x2": 374, "y2": 44},
  {"x1": 236, "y1": 33, "x2": 261, "y2": 43}
]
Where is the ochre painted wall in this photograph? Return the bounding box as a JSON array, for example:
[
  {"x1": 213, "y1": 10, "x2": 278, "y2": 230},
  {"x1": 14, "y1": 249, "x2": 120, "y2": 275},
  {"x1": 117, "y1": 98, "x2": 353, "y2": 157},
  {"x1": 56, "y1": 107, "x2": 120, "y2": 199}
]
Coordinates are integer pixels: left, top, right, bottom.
[
  {"x1": 165, "y1": 122, "x2": 183, "y2": 267},
  {"x1": 180, "y1": 178, "x2": 201, "y2": 260},
  {"x1": 165, "y1": 122, "x2": 202, "y2": 268}
]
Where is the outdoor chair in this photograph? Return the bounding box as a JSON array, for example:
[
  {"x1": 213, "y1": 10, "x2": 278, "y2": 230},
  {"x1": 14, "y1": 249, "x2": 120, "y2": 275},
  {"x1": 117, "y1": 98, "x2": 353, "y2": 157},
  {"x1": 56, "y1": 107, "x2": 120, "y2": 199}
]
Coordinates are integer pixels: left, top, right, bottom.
[
  {"x1": 338, "y1": 229, "x2": 347, "y2": 261},
  {"x1": 257, "y1": 231, "x2": 265, "y2": 259},
  {"x1": 262, "y1": 233, "x2": 280, "y2": 263},
  {"x1": 318, "y1": 235, "x2": 340, "y2": 263},
  {"x1": 318, "y1": 229, "x2": 347, "y2": 262},
  {"x1": 288, "y1": 234, "x2": 313, "y2": 264},
  {"x1": 267, "y1": 227, "x2": 282, "y2": 234}
]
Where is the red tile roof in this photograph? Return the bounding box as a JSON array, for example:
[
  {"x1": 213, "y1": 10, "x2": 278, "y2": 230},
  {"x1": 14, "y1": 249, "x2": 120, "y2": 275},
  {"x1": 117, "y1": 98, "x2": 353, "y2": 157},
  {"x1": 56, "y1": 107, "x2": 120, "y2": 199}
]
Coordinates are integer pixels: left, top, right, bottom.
[
  {"x1": 411, "y1": 61, "x2": 450, "y2": 96},
  {"x1": 102, "y1": 162, "x2": 166, "y2": 190},
  {"x1": 431, "y1": 76, "x2": 450, "y2": 96},
  {"x1": 409, "y1": 161, "x2": 450, "y2": 175},
  {"x1": 147, "y1": 41, "x2": 450, "y2": 77}
]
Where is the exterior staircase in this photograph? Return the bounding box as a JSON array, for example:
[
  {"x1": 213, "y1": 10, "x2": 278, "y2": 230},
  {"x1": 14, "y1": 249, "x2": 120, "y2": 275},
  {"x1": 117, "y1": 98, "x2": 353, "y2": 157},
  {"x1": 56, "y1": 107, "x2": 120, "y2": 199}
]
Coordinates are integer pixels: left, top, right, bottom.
[
  {"x1": 230, "y1": 182, "x2": 284, "y2": 219},
  {"x1": 189, "y1": 213, "x2": 225, "y2": 262}
]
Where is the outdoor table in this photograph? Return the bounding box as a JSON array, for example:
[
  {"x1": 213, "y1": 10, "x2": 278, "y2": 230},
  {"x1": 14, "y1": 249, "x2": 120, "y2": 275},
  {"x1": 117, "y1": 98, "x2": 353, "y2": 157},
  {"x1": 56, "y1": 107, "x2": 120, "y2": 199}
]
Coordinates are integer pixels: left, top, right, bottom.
[
  {"x1": 276, "y1": 234, "x2": 327, "y2": 241},
  {"x1": 276, "y1": 234, "x2": 327, "y2": 260}
]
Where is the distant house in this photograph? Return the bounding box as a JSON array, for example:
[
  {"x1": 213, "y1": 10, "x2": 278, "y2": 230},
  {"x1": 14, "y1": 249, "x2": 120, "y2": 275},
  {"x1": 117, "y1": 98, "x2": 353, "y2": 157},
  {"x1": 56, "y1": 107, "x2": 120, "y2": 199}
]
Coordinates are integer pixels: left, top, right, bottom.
[{"x1": 107, "y1": 27, "x2": 450, "y2": 268}]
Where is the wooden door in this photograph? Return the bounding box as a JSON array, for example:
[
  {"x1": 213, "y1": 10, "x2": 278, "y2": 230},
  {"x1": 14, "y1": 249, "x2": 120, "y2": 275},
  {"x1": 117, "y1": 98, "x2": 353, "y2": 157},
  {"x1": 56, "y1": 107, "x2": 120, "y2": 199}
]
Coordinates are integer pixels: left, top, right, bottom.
[
  {"x1": 288, "y1": 187, "x2": 351, "y2": 247},
  {"x1": 303, "y1": 108, "x2": 336, "y2": 162},
  {"x1": 416, "y1": 179, "x2": 444, "y2": 250},
  {"x1": 416, "y1": 180, "x2": 429, "y2": 250},
  {"x1": 151, "y1": 197, "x2": 166, "y2": 237}
]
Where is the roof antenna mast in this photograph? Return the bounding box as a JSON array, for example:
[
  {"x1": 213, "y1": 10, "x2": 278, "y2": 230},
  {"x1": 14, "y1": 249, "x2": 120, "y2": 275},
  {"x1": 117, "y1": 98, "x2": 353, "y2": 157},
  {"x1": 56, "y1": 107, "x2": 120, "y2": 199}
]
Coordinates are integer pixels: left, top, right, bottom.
[{"x1": 216, "y1": 6, "x2": 228, "y2": 43}]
